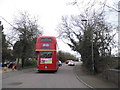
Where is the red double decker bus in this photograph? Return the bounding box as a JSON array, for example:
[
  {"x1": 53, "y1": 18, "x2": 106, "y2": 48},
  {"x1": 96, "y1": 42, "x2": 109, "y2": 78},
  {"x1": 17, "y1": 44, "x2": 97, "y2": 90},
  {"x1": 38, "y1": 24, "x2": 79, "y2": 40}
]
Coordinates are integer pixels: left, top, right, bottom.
[{"x1": 35, "y1": 36, "x2": 59, "y2": 72}]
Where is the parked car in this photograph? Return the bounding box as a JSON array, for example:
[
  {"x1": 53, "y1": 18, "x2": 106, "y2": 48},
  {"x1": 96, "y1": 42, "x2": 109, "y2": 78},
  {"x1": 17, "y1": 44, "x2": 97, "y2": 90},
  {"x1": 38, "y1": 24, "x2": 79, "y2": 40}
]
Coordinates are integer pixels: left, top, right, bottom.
[
  {"x1": 0, "y1": 62, "x2": 8, "y2": 67},
  {"x1": 68, "y1": 61, "x2": 75, "y2": 66},
  {"x1": 58, "y1": 61, "x2": 62, "y2": 66},
  {"x1": 65, "y1": 60, "x2": 73, "y2": 64},
  {"x1": 0, "y1": 63, "x2": 2, "y2": 67},
  {"x1": 8, "y1": 62, "x2": 16, "y2": 69}
]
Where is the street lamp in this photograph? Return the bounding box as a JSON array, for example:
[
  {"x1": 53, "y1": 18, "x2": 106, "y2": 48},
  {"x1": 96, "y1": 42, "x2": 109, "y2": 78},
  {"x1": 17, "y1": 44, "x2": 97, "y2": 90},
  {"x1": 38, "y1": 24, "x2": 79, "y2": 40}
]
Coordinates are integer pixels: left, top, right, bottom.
[{"x1": 81, "y1": 19, "x2": 94, "y2": 74}]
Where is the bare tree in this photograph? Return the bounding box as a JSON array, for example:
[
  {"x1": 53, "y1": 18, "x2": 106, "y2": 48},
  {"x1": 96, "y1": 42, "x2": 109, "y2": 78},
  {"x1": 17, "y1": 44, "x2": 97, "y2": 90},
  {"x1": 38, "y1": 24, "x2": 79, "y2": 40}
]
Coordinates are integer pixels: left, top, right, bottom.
[
  {"x1": 12, "y1": 11, "x2": 43, "y2": 68},
  {"x1": 57, "y1": 0, "x2": 116, "y2": 73},
  {"x1": 13, "y1": 11, "x2": 43, "y2": 40}
]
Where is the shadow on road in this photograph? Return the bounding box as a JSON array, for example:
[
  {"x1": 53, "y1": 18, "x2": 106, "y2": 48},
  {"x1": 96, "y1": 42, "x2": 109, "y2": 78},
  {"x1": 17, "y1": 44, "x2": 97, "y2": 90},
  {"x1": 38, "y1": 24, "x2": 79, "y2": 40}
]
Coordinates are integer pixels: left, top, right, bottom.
[{"x1": 35, "y1": 70, "x2": 58, "y2": 74}]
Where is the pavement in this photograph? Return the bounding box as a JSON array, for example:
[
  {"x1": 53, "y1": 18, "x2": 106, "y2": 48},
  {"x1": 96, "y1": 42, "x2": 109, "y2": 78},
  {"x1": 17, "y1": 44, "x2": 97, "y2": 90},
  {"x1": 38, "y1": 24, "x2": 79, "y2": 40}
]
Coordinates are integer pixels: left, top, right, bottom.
[{"x1": 73, "y1": 63, "x2": 119, "y2": 89}]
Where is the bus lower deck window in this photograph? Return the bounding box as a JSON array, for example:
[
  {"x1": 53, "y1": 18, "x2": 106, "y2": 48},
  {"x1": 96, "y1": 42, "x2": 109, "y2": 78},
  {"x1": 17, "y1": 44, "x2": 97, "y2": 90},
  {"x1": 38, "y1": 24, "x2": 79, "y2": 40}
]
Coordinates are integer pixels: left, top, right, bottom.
[{"x1": 40, "y1": 52, "x2": 52, "y2": 58}]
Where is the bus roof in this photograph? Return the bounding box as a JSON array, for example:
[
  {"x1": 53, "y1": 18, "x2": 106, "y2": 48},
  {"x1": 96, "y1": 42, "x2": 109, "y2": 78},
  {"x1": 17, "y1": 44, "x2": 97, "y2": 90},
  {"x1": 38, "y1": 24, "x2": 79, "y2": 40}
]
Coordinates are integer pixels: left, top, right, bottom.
[
  {"x1": 37, "y1": 36, "x2": 56, "y2": 38},
  {"x1": 37, "y1": 36, "x2": 56, "y2": 41}
]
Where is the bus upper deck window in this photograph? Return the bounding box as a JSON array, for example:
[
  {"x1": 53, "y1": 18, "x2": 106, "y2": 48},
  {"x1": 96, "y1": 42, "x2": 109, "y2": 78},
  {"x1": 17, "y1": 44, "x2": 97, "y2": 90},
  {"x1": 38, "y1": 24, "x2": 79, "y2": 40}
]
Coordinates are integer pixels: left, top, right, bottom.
[{"x1": 41, "y1": 38, "x2": 52, "y2": 42}]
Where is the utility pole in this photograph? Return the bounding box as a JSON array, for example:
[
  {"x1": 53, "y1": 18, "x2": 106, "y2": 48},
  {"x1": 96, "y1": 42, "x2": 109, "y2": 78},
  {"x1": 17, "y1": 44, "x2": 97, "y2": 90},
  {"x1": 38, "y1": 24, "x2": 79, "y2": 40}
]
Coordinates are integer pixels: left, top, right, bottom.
[
  {"x1": 0, "y1": 21, "x2": 3, "y2": 63},
  {"x1": 118, "y1": 2, "x2": 120, "y2": 88},
  {"x1": 91, "y1": 23, "x2": 94, "y2": 74},
  {"x1": 118, "y1": 1, "x2": 120, "y2": 57}
]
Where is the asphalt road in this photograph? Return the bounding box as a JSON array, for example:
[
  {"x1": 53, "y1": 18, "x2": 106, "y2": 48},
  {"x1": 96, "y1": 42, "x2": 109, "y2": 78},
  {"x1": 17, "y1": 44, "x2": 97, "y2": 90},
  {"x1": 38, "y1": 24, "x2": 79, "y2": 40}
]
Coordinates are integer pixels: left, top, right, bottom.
[
  {"x1": 0, "y1": 68, "x2": 2, "y2": 89},
  {"x1": 2, "y1": 63, "x2": 88, "y2": 88}
]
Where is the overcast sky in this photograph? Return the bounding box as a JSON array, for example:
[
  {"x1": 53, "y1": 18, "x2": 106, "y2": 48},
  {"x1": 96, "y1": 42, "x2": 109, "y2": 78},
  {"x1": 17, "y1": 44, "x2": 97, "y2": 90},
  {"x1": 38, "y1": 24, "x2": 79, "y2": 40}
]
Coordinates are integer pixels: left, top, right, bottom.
[
  {"x1": 0, "y1": 0, "x2": 80, "y2": 35},
  {"x1": 0, "y1": 0, "x2": 80, "y2": 56},
  {"x1": 0, "y1": 0, "x2": 118, "y2": 57}
]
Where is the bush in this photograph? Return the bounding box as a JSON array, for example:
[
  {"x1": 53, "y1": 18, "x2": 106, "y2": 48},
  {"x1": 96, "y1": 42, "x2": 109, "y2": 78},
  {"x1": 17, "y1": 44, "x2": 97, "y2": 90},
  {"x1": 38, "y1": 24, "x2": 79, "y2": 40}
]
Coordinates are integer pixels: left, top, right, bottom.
[
  {"x1": 24, "y1": 58, "x2": 37, "y2": 67},
  {"x1": 95, "y1": 56, "x2": 119, "y2": 73}
]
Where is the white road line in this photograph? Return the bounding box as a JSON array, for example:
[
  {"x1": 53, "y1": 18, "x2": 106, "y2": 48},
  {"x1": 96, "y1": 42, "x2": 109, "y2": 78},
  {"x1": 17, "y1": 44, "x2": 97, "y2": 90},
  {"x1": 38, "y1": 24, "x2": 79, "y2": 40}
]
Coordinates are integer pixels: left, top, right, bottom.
[{"x1": 73, "y1": 65, "x2": 96, "y2": 90}]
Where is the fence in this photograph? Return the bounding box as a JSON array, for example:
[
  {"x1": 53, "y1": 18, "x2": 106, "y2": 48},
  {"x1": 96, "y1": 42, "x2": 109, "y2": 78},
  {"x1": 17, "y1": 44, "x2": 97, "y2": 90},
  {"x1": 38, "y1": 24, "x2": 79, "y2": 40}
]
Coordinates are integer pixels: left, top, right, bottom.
[{"x1": 107, "y1": 69, "x2": 120, "y2": 87}]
